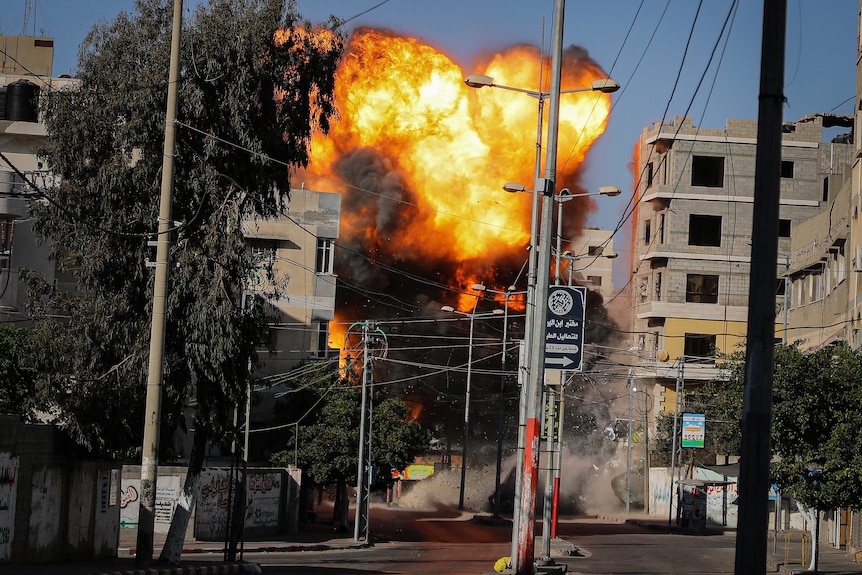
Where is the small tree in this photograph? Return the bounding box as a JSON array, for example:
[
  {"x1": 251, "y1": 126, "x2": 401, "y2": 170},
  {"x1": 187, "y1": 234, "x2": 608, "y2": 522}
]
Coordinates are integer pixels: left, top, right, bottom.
[
  {"x1": 687, "y1": 342, "x2": 862, "y2": 570},
  {"x1": 271, "y1": 375, "x2": 430, "y2": 528}
]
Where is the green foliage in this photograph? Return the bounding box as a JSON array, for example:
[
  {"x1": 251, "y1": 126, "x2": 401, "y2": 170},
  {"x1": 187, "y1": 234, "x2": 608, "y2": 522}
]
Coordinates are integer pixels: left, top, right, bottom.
[
  {"x1": 24, "y1": 0, "x2": 343, "y2": 459},
  {"x1": 0, "y1": 324, "x2": 39, "y2": 420},
  {"x1": 689, "y1": 343, "x2": 862, "y2": 511},
  {"x1": 270, "y1": 368, "x2": 431, "y2": 487}
]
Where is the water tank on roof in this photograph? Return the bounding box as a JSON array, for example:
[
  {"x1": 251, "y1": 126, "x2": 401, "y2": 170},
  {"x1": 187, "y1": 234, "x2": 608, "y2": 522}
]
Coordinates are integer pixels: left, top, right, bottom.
[{"x1": 6, "y1": 79, "x2": 40, "y2": 122}]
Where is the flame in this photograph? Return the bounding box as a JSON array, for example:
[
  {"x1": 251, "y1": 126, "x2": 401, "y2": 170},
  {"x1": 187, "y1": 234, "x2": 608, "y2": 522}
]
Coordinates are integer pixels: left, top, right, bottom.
[{"x1": 298, "y1": 29, "x2": 613, "y2": 348}]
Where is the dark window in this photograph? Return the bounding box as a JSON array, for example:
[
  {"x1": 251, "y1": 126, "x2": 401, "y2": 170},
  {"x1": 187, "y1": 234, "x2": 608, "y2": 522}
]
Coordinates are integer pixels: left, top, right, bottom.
[
  {"x1": 684, "y1": 333, "x2": 716, "y2": 359},
  {"x1": 686, "y1": 274, "x2": 719, "y2": 303},
  {"x1": 316, "y1": 237, "x2": 334, "y2": 274},
  {"x1": 822, "y1": 177, "x2": 829, "y2": 202},
  {"x1": 688, "y1": 214, "x2": 722, "y2": 247},
  {"x1": 780, "y1": 160, "x2": 794, "y2": 178},
  {"x1": 776, "y1": 278, "x2": 786, "y2": 297},
  {"x1": 316, "y1": 322, "x2": 331, "y2": 357},
  {"x1": 647, "y1": 162, "x2": 655, "y2": 188},
  {"x1": 779, "y1": 219, "x2": 791, "y2": 238},
  {"x1": 644, "y1": 220, "x2": 651, "y2": 245},
  {"x1": 587, "y1": 275, "x2": 602, "y2": 286},
  {"x1": 691, "y1": 155, "x2": 724, "y2": 187},
  {"x1": 588, "y1": 245, "x2": 602, "y2": 256}
]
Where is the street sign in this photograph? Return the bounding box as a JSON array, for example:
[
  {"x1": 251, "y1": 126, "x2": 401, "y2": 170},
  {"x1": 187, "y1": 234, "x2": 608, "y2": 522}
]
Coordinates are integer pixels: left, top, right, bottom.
[{"x1": 544, "y1": 285, "x2": 586, "y2": 371}]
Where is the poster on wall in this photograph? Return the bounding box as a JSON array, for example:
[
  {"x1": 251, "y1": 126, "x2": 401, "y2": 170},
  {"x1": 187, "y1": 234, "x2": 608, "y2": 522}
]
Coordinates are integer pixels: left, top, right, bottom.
[{"x1": 682, "y1": 413, "x2": 706, "y2": 448}]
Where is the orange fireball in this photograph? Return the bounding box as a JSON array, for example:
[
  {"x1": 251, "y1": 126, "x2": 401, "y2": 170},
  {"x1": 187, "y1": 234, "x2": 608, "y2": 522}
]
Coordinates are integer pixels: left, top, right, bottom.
[{"x1": 297, "y1": 28, "x2": 613, "y2": 345}]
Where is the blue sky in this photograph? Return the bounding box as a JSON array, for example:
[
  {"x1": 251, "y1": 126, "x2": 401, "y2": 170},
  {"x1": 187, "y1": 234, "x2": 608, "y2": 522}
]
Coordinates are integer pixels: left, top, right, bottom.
[{"x1": 2, "y1": 0, "x2": 858, "y2": 261}]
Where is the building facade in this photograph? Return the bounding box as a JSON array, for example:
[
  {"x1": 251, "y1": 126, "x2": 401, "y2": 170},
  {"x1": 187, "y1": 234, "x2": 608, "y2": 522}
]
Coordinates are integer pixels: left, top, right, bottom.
[{"x1": 629, "y1": 114, "x2": 853, "y2": 397}]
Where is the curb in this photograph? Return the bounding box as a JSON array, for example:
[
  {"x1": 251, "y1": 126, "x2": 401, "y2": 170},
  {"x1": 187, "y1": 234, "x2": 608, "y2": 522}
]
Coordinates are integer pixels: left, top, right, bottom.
[{"x1": 93, "y1": 562, "x2": 261, "y2": 575}]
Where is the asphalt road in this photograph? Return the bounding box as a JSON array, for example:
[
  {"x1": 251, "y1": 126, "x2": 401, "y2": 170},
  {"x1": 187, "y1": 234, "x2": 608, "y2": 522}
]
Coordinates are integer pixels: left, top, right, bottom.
[{"x1": 248, "y1": 507, "x2": 741, "y2": 574}]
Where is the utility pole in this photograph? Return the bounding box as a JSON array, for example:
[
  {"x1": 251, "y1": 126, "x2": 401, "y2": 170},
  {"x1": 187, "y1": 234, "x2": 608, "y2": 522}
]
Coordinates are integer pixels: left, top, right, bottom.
[
  {"x1": 514, "y1": 0, "x2": 565, "y2": 571},
  {"x1": 136, "y1": 0, "x2": 182, "y2": 565},
  {"x1": 735, "y1": 1, "x2": 786, "y2": 573}
]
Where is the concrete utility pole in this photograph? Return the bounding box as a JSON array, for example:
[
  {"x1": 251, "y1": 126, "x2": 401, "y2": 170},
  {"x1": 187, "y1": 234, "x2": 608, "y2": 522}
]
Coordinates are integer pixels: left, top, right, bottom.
[
  {"x1": 735, "y1": 1, "x2": 786, "y2": 573},
  {"x1": 136, "y1": 0, "x2": 182, "y2": 565},
  {"x1": 514, "y1": 0, "x2": 565, "y2": 571}
]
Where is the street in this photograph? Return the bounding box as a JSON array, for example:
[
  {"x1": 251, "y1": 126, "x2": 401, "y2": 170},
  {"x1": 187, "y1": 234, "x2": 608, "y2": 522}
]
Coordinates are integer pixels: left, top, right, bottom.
[{"x1": 247, "y1": 506, "x2": 740, "y2": 574}]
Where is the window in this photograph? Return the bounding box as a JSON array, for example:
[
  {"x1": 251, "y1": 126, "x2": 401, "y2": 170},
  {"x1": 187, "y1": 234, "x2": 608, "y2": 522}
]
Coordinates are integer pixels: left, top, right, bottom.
[
  {"x1": 643, "y1": 220, "x2": 651, "y2": 245},
  {"x1": 316, "y1": 322, "x2": 332, "y2": 358},
  {"x1": 688, "y1": 214, "x2": 722, "y2": 247},
  {"x1": 686, "y1": 274, "x2": 719, "y2": 303},
  {"x1": 316, "y1": 237, "x2": 335, "y2": 274},
  {"x1": 691, "y1": 155, "x2": 724, "y2": 187},
  {"x1": 822, "y1": 177, "x2": 829, "y2": 202},
  {"x1": 654, "y1": 271, "x2": 662, "y2": 300},
  {"x1": 684, "y1": 333, "x2": 716, "y2": 360},
  {"x1": 586, "y1": 275, "x2": 602, "y2": 286},
  {"x1": 587, "y1": 245, "x2": 602, "y2": 256},
  {"x1": 646, "y1": 162, "x2": 655, "y2": 188},
  {"x1": 778, "y1": 219, "x2": 791, "y2": 238},
  {"x1": 780, "y1": 160, "x2": 794, "y2": 178},
  {"x1": 658, "y1": 213, "x2": 666, "y2": 244}
]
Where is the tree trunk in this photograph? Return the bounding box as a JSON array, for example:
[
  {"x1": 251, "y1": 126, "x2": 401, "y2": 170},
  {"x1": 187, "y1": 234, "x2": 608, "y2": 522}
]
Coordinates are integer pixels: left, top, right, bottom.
[
  {"x1": 332, "y1": 480, "x2": 349, "y2": 532},
  {"x1": 158, "y1": 423, "x2": 209, "y2": 564},
  {"x1": 797, "y1": 501, "x2": 819, "y2": 572}
]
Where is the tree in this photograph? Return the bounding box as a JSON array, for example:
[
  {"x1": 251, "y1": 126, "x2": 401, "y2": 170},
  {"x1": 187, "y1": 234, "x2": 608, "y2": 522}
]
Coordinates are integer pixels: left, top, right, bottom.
[
  {"x1": 271, "y1": 373, "x2": 430, "y2": 529},
  {"x1": 25, "y1": 0, "x2": 342, "y2": 562},
  {"x1": 687, "y1": 342, "x2": 862, "y2": 570},
  {"x1": 0, "y1": 324, "x2": 39, "y2": 420}
]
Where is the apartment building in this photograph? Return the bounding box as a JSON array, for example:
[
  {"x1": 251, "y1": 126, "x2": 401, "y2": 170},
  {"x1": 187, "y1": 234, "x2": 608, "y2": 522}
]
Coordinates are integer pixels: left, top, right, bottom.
[
  {"x1": 629, "y1": 115, "x2": 852, "y2": 397},
  {"x1": 562, "y1": 227, "x2": 615, "y2": 301}
]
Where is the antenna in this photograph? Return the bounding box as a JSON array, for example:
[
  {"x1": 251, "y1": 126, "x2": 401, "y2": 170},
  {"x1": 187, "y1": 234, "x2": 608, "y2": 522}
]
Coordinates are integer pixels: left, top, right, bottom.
[{"x1": 22, "y1": 0, "x2": 34, "y2": 35}]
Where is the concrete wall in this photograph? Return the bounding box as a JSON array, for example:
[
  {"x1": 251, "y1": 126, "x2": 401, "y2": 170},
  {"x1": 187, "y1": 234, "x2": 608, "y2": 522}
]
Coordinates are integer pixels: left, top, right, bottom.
[
  {"x1": 0, "y1": 416, "x2": 120, "y2": 564},
  {"x1": 121, "y1": 465, "x2": 303, "y2": 541}
]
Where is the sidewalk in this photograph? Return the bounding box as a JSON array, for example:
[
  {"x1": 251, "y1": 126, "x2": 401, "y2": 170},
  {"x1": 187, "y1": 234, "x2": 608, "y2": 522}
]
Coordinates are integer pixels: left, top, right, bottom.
[
  {"x1": 7, "y1": 515, "x2": 862, "y2": 575},
  {"x1": 628, "y1": 518, "x2": 862, "y2": 575}
]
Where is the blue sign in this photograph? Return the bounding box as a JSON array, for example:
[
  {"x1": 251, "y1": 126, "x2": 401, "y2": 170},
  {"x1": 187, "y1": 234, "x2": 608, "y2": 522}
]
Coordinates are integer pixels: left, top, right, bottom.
[{"x1": 544, "y1": 286, "x2": 586, "y2": 370}]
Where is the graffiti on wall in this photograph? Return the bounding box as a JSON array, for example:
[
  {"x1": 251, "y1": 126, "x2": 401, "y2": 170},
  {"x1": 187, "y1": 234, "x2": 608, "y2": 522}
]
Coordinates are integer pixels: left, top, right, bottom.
[
  {"x1": 246, "y1": 472, "x2": 281, "y2": 528},
  {"x1": 195, "y1": 470, "x2": 232, "y2": 541},
  {"x1": 195, "y1": 470, "x2": 284, "y2": 540},
  {"x1": 0, "y1": 454, "x2": 18, "y2": 561},
  {"x1": 119, "y1": 475, "x2": 181, "y2": 533}
]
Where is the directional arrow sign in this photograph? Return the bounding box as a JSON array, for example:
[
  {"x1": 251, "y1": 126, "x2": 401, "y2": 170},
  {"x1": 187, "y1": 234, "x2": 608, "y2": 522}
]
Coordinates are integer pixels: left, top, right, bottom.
[{"x1": 544, "y1": 286, "x2": 586, "y2": 371}]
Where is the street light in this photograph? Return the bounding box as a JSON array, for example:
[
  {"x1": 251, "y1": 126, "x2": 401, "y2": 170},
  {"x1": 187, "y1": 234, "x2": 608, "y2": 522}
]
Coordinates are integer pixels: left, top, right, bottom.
[
  {"x1": 559, "y1": 248, "x2": 618, "y2": 286},
  {"x1": 468, "y1": 69, "x2": 619, "y2": 569},
  {"x1": 480, "y1": 285, "x2": 526, "y2": 519},
  {"x1": 441, "y1": 283, "x2": 504, "y2": 510},
  {"x1": 553, "y1": 186, "x2": 620, "y2": 285},
  {"x1": 465, "y1": 74, "x2": 620, "y2": 95}
]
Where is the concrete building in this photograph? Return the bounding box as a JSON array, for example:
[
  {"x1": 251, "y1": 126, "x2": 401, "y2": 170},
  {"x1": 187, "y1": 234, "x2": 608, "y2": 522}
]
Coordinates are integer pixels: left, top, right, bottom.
[
  {"x1": 561, "y1": 227, "x2": 615, "y2": 301},
  {"x1": 629, "y1": 114, "x2": 853, "y2": 403},
  {"x1": 242, "y1": 188, "x2": 341, "y2": 376},
  {"x1": 1, "y1": 35, "x2": 77, "y2": 320}
]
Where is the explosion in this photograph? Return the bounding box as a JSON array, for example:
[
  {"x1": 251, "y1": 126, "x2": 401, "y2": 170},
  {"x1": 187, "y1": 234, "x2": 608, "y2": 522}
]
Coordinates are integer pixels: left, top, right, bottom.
[{"x1": 297, "y1": 28, "x2": 612, "y2": 348}]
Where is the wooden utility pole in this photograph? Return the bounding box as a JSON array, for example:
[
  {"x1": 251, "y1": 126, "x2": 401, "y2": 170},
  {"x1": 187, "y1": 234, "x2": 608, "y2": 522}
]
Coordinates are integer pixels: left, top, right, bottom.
[{"x1": 735, "y1": 1, "x2": 786, "y2": 573}]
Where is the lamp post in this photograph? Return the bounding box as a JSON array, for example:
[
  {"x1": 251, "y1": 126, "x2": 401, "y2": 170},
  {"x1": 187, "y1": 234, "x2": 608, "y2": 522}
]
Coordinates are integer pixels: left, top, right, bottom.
[
  {"x1": 481, "y1": 285, "x2": 526, "y2": 519},
  {"x1": 559, "y1": 248, "x2": 618, "y2": 286},
  {"x1": 466, "y1": 53, "x2": 619, "y2": 572},
  {"x1": 553, "y1": 186, "x2": 621, "y2": 286},
  {"x1": 442, "y1": 284, "x2": 504, "y2": 510}
]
